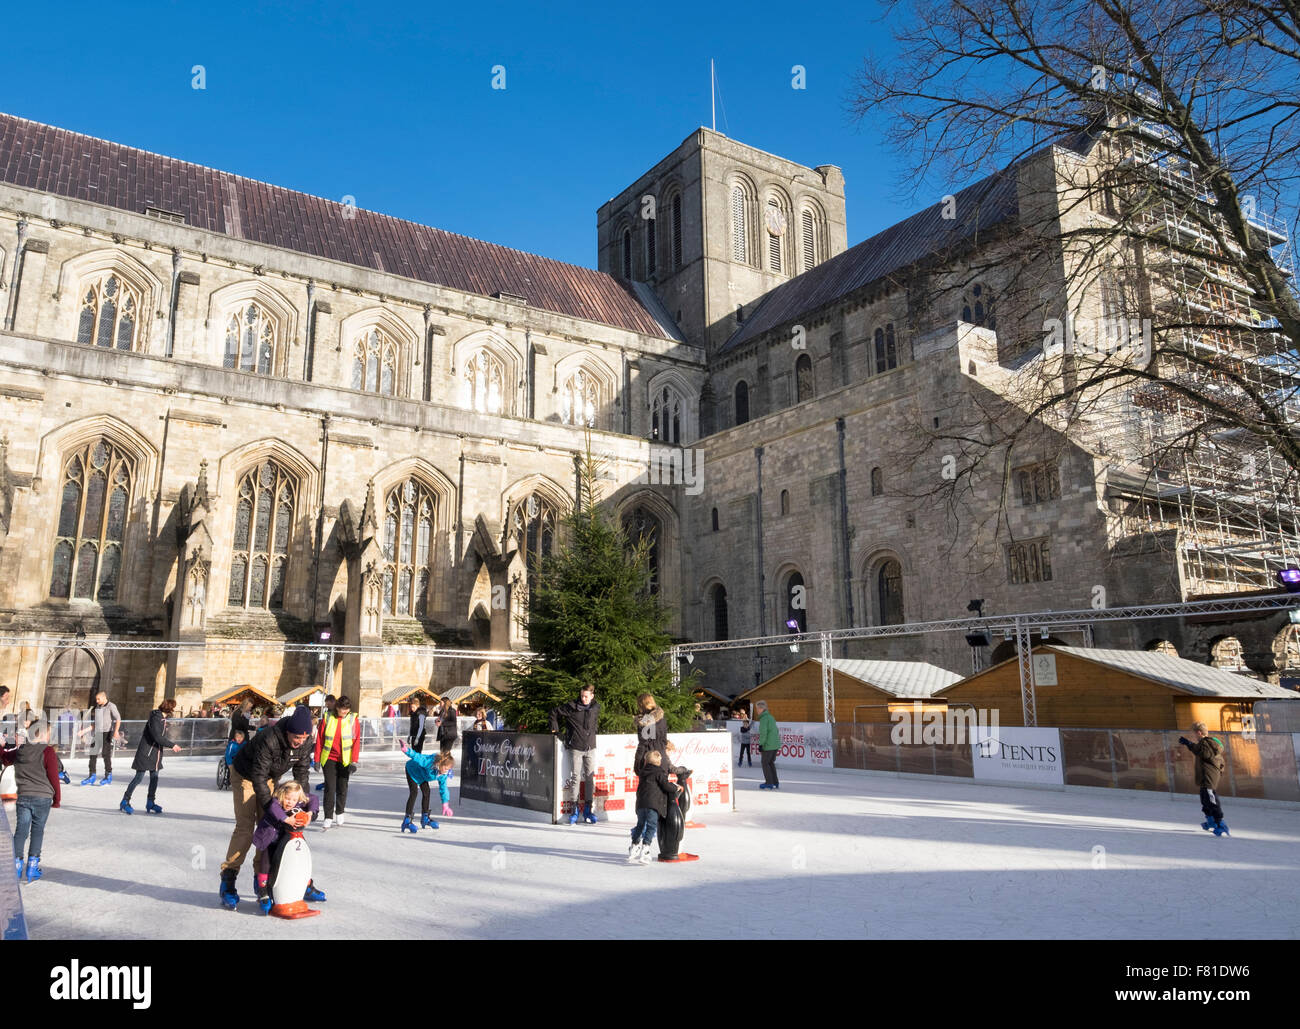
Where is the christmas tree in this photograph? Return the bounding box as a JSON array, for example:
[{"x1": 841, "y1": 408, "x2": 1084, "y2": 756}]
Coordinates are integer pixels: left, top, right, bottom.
[{"x1": 500, "y1": 438, "x2": 696, "y2": 734}]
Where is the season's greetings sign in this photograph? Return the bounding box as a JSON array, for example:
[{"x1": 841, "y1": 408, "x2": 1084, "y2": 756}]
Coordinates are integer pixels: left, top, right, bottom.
[
  {"x1": 559, "y1": 732, "x2": 734, "y2": 823},
  {"x1": 459, "y1": 731, "x2": 556, "y2": 813}
]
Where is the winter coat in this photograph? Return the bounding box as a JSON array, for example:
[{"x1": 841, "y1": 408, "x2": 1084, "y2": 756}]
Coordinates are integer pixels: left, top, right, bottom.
[
  {"x1": 251, "y1": 793, "x2": 320, "y2": 852},
  {"x1": 232, "y1": 721, "x2": 314, "y2": 811},
  {"x1": 436, "y1": 707, "x2": 459, "y2": 747},
  {"x1": 635, "y1": 763, "x2": 680, "y2": 820},
  {"x1": 2, "y1": 742, "x2": 60, "y2": 805},
  {"x1": 404, "y1": 749, "x2": 453, "y2": 803},
  {"x1": 131, "y1": 710, "x2": 178, "y2": 772},
  {"x1": 634, "y1": 706, "x2": 669, "y2": 773},
  {"x1": 229, "y1": 709, "x2": 251, "y2": 742},
  {"x1": 408, "y1": 707, "x2": 428, "y2": 752},
  {"x1": 551, "y1": 697, "x2": 600, "y2": 752},
  {"x1": 1183, "y1": 735, "x2": 1226, "y2": 790},
  {"x1": 758, "y1": 710, "x2": 780, "y2": 751}
]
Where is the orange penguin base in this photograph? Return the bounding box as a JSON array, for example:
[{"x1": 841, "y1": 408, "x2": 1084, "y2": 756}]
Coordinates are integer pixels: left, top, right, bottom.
[
  {"x1": 271, "y1": 900, "x2": 322, "y2": 919},
  {"x1": 658, "y1": 852, "x2": 701, "y2": 863}
]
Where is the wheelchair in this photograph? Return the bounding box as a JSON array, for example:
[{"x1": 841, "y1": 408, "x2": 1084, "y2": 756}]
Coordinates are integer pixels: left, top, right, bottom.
[{"x1": 216, "y1": 755, "x2": 231, "y2": 790}]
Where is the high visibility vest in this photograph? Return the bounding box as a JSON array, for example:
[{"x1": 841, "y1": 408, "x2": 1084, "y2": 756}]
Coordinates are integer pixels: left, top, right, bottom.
[{"x1": 320, "y1": 713, "x2": 357, "y2": 767}]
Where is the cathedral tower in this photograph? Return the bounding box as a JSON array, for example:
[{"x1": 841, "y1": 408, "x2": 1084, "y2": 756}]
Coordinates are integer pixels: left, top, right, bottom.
[{"x1": 597, "y1": 128, "x2": 847, "y2": 355}]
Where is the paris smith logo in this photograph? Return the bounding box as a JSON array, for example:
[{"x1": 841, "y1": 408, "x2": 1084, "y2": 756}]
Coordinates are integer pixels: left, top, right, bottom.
[
  {"x1": 474, "y1": 737, "x2": 535, "y2": 782},
  {"x1": 49, "y1": 961, "x2": 151, "y2": 1009}
]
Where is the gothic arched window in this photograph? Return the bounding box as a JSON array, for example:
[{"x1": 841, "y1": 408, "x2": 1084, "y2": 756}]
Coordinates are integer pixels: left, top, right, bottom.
[
  {"x1": 871, "y1": 467, "x2": 883, "y2": 496},
  {"x1": 961, "y1": 283, "x2": 995, "y2": 329},
  {"x1": 651, "y1": 385, "x2": 683, "y2": 444},
  {"x1": 351, "y1": 327, "x2": 399, "y2": 396},
  {"x1": 561, "y1": 369, "x2": 599, "y2": 427},
  {"x1": 623, "y1": 506, "x2": 662, "y2": 596},
  {"x1": 464, "y1": 350, "x2": 505, "y2": 414},
  {"x1": 795, "y1": 354, "x2": 814, "y2": 403},
  {"x1": 767, "y1": 197, "x2": 784, "y2": 272},
  {"x1": 711, "y1": 507, "x2": 719, "y2": 532},
  {"x1": 76, "y1": 275, "x2": 138, "y2": 352},
  {"x1": 224, "y1": 302, "x2": 277, "y2": 374},
  {"x1": 229, "y1": 460, "x2": 296, "y2": 610},
  {"x1": 671, "y1": 194, "x2": 683, "y2": 270},
  {"x1": 734, "y1": 380, "x2": 750, "y2": 425},
  {"x1": 512, "y1": 492, "x2": 559, "y2": 597},
  {"x1": 780, "y1": 489, "x2": 791, "y2": 515},
  {"x1": 712, "y1": 583, "x2": 729, "y2": 641},
  {"x1": 878, "y1": 559, "x2": 904, "y2": 625},
  {"x1": 785, "y1": 571, "x2": 806, "y2": 633},
  {"x1": 800, "y1": 207, "x2": 819, "y2": 271},
  {"x1": 731, "y1": 184, "x2": 749, "y2": 264},
  {"x1": 383, "y1": 478, "x2": 436, "y2": 617},
  {"x1": 646, "y1": 213, "x2": 657, "y2": 276},
  {"x1": 49, "y1": 439, "x2": 134, "y2": 602},
  {"x1": 874, "y1": 325, "x2": 898, "y2": 374},
  {"x1": 622, "y1": 228, "x2": 633, "y2": 279}
]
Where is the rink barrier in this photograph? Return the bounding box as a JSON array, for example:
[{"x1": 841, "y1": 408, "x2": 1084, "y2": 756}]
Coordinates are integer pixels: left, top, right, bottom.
[
  {"x1": 831, "y1": 723, "x2": 1300, "y2": 801},
  {"x1": 30, "y1": 717, "x2": 414, "y2": 760}
]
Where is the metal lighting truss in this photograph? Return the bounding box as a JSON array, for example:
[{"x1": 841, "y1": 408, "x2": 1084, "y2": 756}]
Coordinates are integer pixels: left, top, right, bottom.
[{"x1": 668, "y1": 593, "x2": 1300, "y2": 726}]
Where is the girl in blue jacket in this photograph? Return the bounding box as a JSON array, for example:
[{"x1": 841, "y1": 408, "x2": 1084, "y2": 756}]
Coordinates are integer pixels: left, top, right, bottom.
[{"x1": 398, "y1": 739, "x2": 454, "y2": 832}]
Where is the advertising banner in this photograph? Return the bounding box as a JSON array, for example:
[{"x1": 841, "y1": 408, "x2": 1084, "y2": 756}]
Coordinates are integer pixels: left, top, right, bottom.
[
  {"x1": 459, "y1": 731, "x2": 556, "y2": 813},
  {"x1": 726, "y1": 720, "x2": 834, "y2": 768},
  {"x1": 971, "y1": 726, "x2": 1064, "y2": 785},
  {"x1": 559, "y1": 732, "x2": 734, "y2": 823}
]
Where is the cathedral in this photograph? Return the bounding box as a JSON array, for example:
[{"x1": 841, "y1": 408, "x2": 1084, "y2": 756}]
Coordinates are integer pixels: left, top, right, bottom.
[{"x1": 0, "y1": 112, "x2": 1295, "y2": 717}]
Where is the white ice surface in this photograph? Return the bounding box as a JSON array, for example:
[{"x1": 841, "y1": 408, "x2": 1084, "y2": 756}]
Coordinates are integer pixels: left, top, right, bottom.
[{"x1": 16, "y1": 756, "x2": 1300, "y2": 939}]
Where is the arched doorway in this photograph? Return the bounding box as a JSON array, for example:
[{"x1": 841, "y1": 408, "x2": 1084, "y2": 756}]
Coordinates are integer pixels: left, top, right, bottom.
[{"x1": 44, "y1": 646, "x2": 101, "y2": 711}]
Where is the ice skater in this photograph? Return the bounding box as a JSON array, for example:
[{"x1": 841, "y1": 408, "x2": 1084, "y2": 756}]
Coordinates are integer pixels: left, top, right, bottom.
[
  {"x1": 737, "y1": 711, "x2": 754, "y2": 767},
  {"x1": 77, "y1": 690, "x2": 122, "y2": 786},
  {"x1": 313, "y1": 694, "x2": 360, "y2": 829},
  {"x1": 627, "y1": 750, "x2": 681, "y2": 864},
  {"x1": 3, "y1": 719, "x2": 59, "y2": 883},
  {"x1": 397, "y1": 738, "x2": 453, "y2": 832},
  {"x1": 120, "y1": 699, "x2": 182, "y2": 814},
  {"x1": 1179, "y1": 722, "x2": 1229, "y2": 836},
  {"x1": 219, "y1": 704, "x2": 317, "y2": 910},
  {"x1": 551, "y1": 684, "x2": 601, "y2": 824},
  {"x1": 756, "y1": 701, "x2": 780, "y2": 790},
  {"x1": 251, "y1": 780, "x2": 322, "y2": 914}
]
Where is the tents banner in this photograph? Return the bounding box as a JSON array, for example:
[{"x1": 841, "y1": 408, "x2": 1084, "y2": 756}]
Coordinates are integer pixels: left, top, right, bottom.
[
  {"x1": 559, "y1": 732, "x2": 734, "y2": 824},
  {"x1": 971, "y1": 727, "x2": 1064, "y2": 785},
  {"x1": 727, "y1": 720, "x2": 834, "y2": 768},
  {"x1": 458, "y1": 731, "x2": 556, "y2": 814}
]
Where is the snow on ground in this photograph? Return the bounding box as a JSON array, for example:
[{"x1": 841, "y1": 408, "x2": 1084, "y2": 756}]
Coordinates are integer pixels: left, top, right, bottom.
[{"x1": 15, "y1": 756, "x2": 1300, "y2": 939}]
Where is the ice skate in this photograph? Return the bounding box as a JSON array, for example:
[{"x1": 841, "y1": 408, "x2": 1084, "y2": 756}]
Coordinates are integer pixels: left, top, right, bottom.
[
  {"x1": 119, "y1": 800, "x2": 133, "y2": 815},
  {"x1": 98, "y1": 773, "x2": 113, "y2": 786},
  {"x1": 80, "y1": 775, "x2": 97, "y2": 786},
  {"x1": 219, "y1": 870, "x2": 239, "y2": 910},
  {"x1": 582, "y1": 804, "x2": 597, "y2": 824},
  {"x1": 421, "y1": 813, "x2": 439, "y2": 829},
  {"x1": 627, "y1": 842, "x2": 642, "y2": 862},
  {"x1": 400, "y1": 816, "x2": 419, "y2": 833},
  {"x1": 24, "y1": 857, "x2": 41, "y2": 882},
  {"x1": 146, "y1": 802, "x2": 163, "y2": 814},
  {"x1": 1213, "y1": 819, "x2": 1230, "y2": 837}
]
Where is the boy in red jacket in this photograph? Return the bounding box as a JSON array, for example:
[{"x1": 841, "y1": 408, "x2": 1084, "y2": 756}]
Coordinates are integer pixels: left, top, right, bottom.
[{"x1": 2, "y1": 719, "x2": 60, "y2": 882}]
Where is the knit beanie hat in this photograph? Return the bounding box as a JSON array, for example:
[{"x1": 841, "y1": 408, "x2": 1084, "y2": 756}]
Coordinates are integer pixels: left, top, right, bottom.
[{"x1": 285, "y1": 706, "x2": 313, "y2": 735}]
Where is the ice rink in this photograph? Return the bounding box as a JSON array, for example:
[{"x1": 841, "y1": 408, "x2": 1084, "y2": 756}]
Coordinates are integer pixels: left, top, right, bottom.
[{"x1": 14, "y1": 756, "x2": 1300, "y2": 939}]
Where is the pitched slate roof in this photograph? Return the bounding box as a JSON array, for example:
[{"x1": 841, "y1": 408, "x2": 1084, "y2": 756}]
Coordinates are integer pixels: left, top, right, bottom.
[
  {"x1": 0, "y1": 112, "x2": 677, "y2": 339},
  {"x1": 720, "y1": 166, "x2": 1021, "y2": 353},
  {"x1": 739, "y1": 657, "x2": 963, "y2": 699},
  {"x1": 1047, "y1": 647, "x2": 1297, "y2": 699}
]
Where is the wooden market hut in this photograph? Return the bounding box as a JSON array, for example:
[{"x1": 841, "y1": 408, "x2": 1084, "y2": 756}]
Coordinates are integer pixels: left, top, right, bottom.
[
  {"x1": 933, "y1": 646, "x2": 1300, "y2": 730},
  {"x1": 736, "y1": 658, "x2": 964, "y2": 722}
]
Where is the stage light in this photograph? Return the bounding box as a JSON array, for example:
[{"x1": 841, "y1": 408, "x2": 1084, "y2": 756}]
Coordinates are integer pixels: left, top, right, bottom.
[{"x1": 1278, "y1": 568, "x2": 1300, "y2": 593}]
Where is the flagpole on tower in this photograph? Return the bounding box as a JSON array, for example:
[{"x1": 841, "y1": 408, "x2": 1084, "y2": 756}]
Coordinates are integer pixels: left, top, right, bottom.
[{"x1": 711, "y1": 59, "x2": 716, "y2": 132}]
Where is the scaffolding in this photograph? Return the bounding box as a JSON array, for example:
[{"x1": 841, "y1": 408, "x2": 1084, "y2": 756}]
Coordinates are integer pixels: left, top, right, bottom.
[{"x1": 1092, "y1": 123, "x2": 1300, "y2": 594}]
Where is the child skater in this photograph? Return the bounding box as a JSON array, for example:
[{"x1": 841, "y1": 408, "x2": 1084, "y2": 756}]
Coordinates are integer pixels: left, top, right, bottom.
[
  {"x1": 397, "y1": 738, "x2": 454, "y2": 832},
  {"x1": 628, "y1": 750, "x2": 682, "y2": 865},
  {"x1": 225, "y1": 729, "x2": 245, "y2": 769},
  {"x1": 3, "y1": 719, "x2": 60, "y2": 882},
  {"x1": 250, "y1": 780, "x2": 323, "y2": 913}
]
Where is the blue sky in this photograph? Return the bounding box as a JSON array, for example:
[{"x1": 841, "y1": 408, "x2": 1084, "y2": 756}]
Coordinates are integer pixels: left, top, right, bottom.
[{"x1": 0, "y1": 0, "x2": 953, "y2": 270}]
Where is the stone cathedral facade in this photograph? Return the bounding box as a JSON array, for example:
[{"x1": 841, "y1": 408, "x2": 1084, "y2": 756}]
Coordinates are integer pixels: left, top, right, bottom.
[{"x1": 0, "y1": 114, "x2": 1293, "y2": 716}]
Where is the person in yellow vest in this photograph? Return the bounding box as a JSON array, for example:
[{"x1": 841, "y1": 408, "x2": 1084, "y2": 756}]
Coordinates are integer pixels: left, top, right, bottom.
[{"x1": 312, "y1": 695, "x2": 361, "y2": 829}]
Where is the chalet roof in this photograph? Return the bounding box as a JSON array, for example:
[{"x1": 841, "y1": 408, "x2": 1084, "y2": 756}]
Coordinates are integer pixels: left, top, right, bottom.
[
  {"x1": 739, "y1": 658, "x2": 963, "y2": 700},
  {"x1": 1047, "y1": 646, "x2": 1296, "y2": 699},
  {"x1": 0, "y1": 112, "x2": 678, "y2": 340}
]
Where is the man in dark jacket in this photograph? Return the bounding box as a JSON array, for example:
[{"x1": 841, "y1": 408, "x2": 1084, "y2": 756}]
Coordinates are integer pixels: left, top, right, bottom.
[
  {"x1": 1179, "y1": 722, "x2": 1229, "y2": 836},
  {"x1": 408, "y1": 698, "x2": 428, "y2": 752},
  {"x1": 219, "y1": 704, "x2": 316, "y2": 908},
  {"x1": 551, "y1": 684, "x2": 601, "y2": 825}
]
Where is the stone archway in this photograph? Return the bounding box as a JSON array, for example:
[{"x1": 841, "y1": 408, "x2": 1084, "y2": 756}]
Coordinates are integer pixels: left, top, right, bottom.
[{"x1": 43, "y1": 646, "x2": 101, "y2": 711}]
